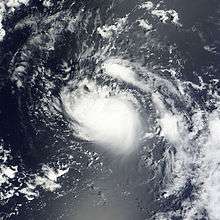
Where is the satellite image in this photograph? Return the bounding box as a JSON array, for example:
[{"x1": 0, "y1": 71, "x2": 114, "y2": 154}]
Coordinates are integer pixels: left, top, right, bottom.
[{"x1": 0, "y1": 0, "x2": 220, "y2": 219}]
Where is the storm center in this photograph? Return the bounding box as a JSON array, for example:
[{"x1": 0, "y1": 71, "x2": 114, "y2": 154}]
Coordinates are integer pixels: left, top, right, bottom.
[{"x1": 64, "y1": 93, "x2": 141, "y2": 154}]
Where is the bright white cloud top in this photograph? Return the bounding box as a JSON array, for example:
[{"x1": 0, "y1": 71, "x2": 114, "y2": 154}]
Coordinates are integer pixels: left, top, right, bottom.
[{"x1": 60, "y1": 80, "x2": 141, "y2": 154}]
